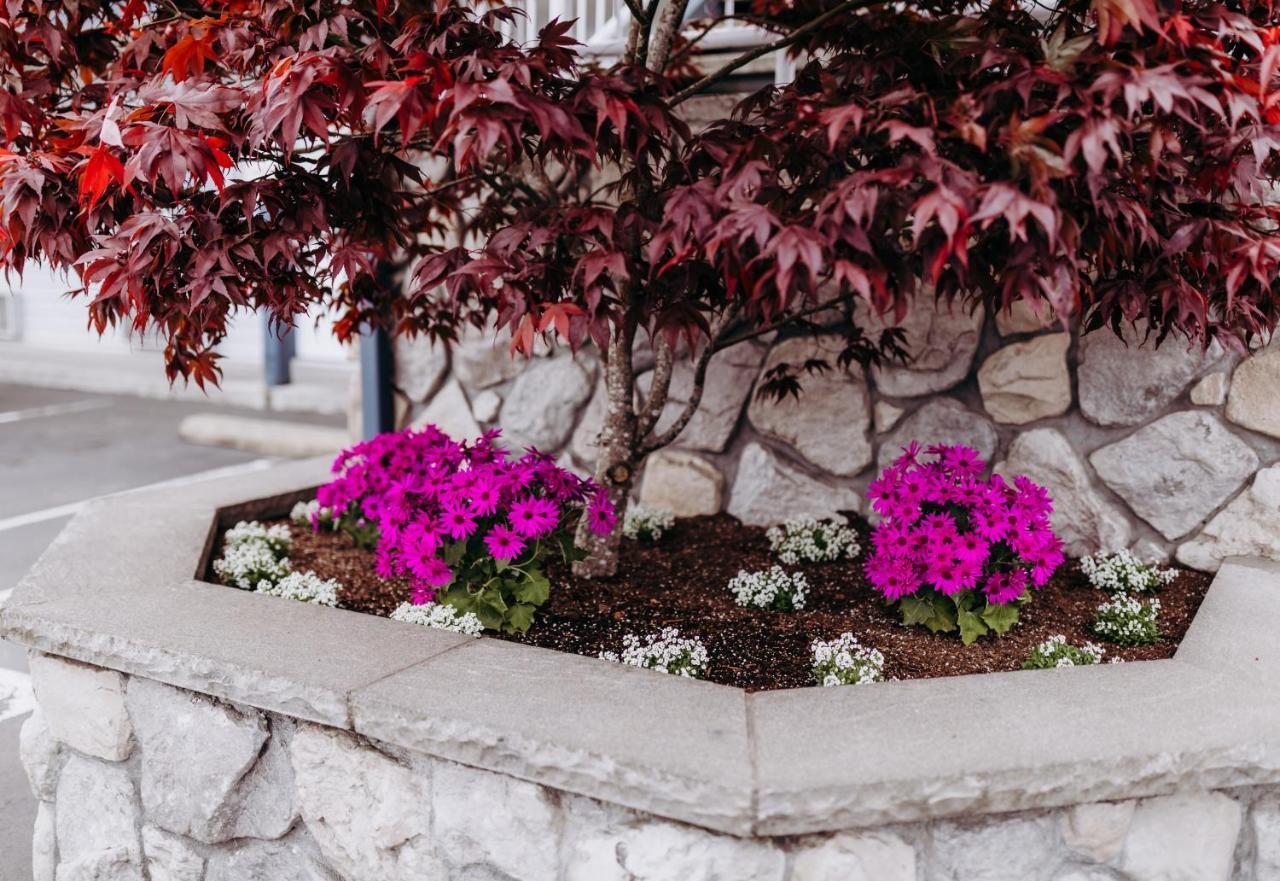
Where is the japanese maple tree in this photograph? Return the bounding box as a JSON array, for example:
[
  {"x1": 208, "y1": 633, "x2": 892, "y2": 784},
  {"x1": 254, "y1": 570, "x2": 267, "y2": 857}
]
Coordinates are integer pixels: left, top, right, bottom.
[{"x1": 3, "y1": 0, "x2": 1280, "y2": 576}]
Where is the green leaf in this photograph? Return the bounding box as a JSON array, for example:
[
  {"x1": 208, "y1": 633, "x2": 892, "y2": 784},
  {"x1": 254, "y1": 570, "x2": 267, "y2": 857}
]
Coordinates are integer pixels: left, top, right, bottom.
[
  {"x1": 478, "y1": 586, "x2": 509, "y2": 616},
  {"x1": 900, "y1": 593, "x2": 957, "y2": 634},
  {"x1": 513, "y1": 569, "x2": 551, "y2": 606},
  {"x1": 957, "y1": 607, "x2": 989, "y2": 645},
  {"x1": 899, "y1": 595, "x2": 936, "y2": 628},
  {"x1": 442, "y1": 588, "x2": 474, "y2": 614},
  {"x1": 980, "y1": 602, "x2": 1021, "y2": 636},
  {"x1": 924, "y1": 597, "x2": 958, "y2": 634},
  {"x1": 504, "y1": 602, "x2": 537, "y2": 633},
  {"x1": 443, "y1": 540, "x2": 467, "y2": 566}
]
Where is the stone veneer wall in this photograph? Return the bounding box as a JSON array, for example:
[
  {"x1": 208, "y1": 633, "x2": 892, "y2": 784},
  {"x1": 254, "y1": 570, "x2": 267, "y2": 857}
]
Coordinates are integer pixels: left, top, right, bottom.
[
  {"x1": 390, "y1": 299, "x2": 1280, "y2": 571},
  {"x1": 19, "y1": 651, "x2": 1280, "y2": 881}
]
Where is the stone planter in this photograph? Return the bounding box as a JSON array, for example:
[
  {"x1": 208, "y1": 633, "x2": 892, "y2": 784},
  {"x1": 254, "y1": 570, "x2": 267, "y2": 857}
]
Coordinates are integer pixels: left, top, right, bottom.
[{"x1": 5, "y1": 458, "x2": 1280, "y2": 880}]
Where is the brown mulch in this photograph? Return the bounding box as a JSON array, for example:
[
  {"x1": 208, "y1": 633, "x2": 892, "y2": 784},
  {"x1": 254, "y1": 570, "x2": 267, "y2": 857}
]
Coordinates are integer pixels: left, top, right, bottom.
[{"x1": 245, "y1": 514, "x2": 1212, "y2": 691}]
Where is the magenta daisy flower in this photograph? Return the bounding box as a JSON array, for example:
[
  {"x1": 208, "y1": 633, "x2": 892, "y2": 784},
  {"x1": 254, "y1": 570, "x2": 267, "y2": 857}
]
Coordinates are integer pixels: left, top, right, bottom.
[
  {"x1": 508, "y1": 496, "x2": 559, "y2": 538},
  {"x1": 587, "y1": 493, "x2": 616, "y2": 535},
  {"x1": 484, "y1": 525, "x2": 527, "y2": 562},
  {"x1": 419, "y1": 557, "x2": 453, "y2": 587},
  {"x1": 471, "y1": 476, "x2": 502, "y2": 516},
  {"x1": 442, "y1": 502, "x2": 477, "y2": 540}
]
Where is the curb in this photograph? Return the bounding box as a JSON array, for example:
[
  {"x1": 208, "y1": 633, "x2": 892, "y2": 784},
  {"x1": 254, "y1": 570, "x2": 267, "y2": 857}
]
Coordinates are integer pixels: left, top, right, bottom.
[{"x1": 179, "y1": 414, "x2": 350, "y2": 459}]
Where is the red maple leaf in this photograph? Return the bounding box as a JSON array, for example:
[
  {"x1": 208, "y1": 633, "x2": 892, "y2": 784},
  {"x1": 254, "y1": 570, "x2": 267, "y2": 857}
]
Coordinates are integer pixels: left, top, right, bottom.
[
  {"x1": 162, "y1": 32, "x2": 216, "y2": 83},
  {"x1": 78, "y1": 145, "x2": 125, "y2": 207}
]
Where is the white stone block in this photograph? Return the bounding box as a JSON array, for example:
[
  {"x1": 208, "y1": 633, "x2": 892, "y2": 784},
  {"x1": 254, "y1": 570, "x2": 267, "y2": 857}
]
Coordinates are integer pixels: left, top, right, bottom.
[
  {"x1": 29, "y1": 654, "x2": 132, "y2": 762},
  {"x1": 1118, "y1": 791, "x2": 1240, "y2": 881},
  {"x1": 1061, "y1": 800, "x2": 1134, "y2": 863},
  {"x1": 1249, "y1": 793, "x2": 1280, "y2": 878},
  {"x1": 928, "y1": 814, "x2": 1058, "y2": 881},
  {"x1": 20, "y1": 707, "x2": 62, "y2": 802},
  {"x1": 126, "y1": 677, "x2": 284, "y2": 844},
  {"x1": 290, "y1": 724, "x2": 443, "y2": 881},
  {"x1": 566, "y1": 818, "x2": 784, "y2": 881},
  {"x1": 54, "y1": 755, "x2": 143, "y2": 881},
  {"x1": 33, "y1": 800, "x2": 55, "y2": 881},
  {"x1": 432, "y1": 759, "x2": 559, "y2": 881},
  {"x1": 205, "y1": 832, "x2": 339, "y2": 881},
  {"x1": 142, "y1": 826, "x2": 206, "y2": 881},
  {"x1": 790, "y1": 831, "x2": 916, "y2": 881},
  {"x1": 638, "y1": 449, "x2": 723, "y2": 517},
  {"x1": 977, "y1": 333, "x2": 1072, "y2": 425},
  {"x1": 747, "y1": 335, "x2": 872, "y2": 476},
  {"x1": 727, "y1": 443, "x2": 860, "y2": 526}
]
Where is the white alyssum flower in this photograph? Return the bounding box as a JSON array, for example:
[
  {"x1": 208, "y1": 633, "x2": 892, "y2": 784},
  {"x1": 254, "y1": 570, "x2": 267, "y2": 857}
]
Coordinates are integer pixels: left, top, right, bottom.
[
  {"x1": 727, "y1": 566, "x2": 808, "y2": 611},
  {"x1": 810, "y1": 633, "x2": 885, "y2": 686},
  {"x1": 1022, "y1": 634, "x2": 1106, "y2": 669},
  {"x1": 256, "y1": 571, "x2": 341, "y2": 607},
  {"x1": 290, "y1": 499, "x2": 334, "y2": 530},
  {"x1": 213, "y1": 541, "x2": 291, "y2": 590},
  {"x1": 1092, "y1": 593, "x2": 1161, "y2": 646},
  {"x1": 1080, "y1": 549, "x2": 1176, "y2": 594},
  {"x1": 766, "y1": 516, "x2": 861, "y2": 565},
  {"x1": 223, "y1": 520, "x2": 292, "y2": 556},
  {"x1": 391, "y1": 601, "x2": 484, "y2": 636},
  {"x1": 623, "y1": 506, "x2": 676, "y2": 542},
  {"x1": 599, "y1": 628, "x2": 709, "y2": 678}
]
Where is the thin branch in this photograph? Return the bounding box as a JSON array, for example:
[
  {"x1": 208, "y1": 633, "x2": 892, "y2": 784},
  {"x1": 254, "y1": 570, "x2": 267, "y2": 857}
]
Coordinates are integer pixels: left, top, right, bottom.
[
  {"x1": 639, "y1": 305, "x2": 739, "y2": 454},
  {"x1": 712, "y1": 290, "x2": 856, "y2": 353},
  {"x1": 635, "y1": 335, "x2": 674, "y2": 439},
  {"x1": 669, "y1": 0, "x2": 870, "y2": 106},
  {"x1": 667, "y1": 15, "x2": 789, "y2": 67}
]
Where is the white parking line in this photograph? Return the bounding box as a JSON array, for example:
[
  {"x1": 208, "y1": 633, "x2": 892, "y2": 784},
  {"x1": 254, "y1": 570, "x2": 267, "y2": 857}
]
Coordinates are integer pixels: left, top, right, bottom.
[
  {"x1": 0, "y1": 457, "x2": 276, "y2": 534},
  {"x1": 0, "y1": 398, "x2": 111, "y2": 425},
  {"x1": 0, "y1": 667, "x2": 34, "y2": 724}
]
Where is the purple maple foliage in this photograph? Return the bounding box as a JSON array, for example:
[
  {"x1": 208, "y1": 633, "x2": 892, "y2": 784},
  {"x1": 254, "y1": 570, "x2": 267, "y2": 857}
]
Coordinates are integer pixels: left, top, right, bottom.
[{"x1": 2, "y1": 0, "x2": 1279, "y2": 573}]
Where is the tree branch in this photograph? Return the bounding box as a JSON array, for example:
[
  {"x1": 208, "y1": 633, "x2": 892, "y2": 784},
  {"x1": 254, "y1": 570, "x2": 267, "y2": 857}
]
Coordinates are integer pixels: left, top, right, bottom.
[
  {"x1": 635, "y1": 335, "x2": 674, "y2": 439},
  {"x1": 646, "y1": 0, "x2": 692, "y2": 73},
  {"x1": 621, "y1": 0, "x2": 647, "y2": 24},
  {"x1": 639, "y1": 305, "x2": 739, "y2": 455},
  {"x1": 711, "y1": 290, "x2": 856, "y2": 353},
  {"x1": 668, "y1": 0, "x2": 870, "y2": 106}
]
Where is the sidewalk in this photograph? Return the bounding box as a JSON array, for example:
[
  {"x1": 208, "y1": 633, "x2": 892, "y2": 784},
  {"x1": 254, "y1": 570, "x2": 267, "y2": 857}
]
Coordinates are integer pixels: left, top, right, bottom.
[{"x1": 0, "y1": 343, "x2": 353, "y2": 416}]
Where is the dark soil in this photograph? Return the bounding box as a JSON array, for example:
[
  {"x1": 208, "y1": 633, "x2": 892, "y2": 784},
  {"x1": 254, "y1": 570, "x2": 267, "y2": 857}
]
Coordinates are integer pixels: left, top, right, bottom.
[{"x1": 237, "y1": 514, "x2": 1213, "y2": 691}]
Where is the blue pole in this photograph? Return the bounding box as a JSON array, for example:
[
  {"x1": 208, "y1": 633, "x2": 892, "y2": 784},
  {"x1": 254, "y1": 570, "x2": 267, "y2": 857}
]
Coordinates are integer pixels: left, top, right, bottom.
[
  {"x1": 263, "y1": 319, "x2": 296, "y2": 387},
  {"x1": 359, "y1": 325, "x2": 394, "y2": 440}
]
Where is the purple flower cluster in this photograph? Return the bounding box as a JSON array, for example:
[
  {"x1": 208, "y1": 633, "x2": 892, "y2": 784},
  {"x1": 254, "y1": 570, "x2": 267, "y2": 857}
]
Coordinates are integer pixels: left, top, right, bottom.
[
  {"x1": 865, "y1": 443, "x2": 1064, "y2": 607},
  {"x1": 316, "y1": 426, "x2": 615, "y2": 605}
]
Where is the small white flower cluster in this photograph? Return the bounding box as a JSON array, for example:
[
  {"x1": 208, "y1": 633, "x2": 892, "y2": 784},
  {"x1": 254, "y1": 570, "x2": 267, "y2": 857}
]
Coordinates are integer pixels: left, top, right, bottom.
[
  {"x1": 727, "y1": 566, "x2": 808, "y2": 611},
  {"x1": 1092, "y1": 594, "x2": 1161, "y2": 646},
  {"x1": 213, "y1": 527, "x2": 292, "y2": 591},
  {"x1": 1023, "y1": 634, "x2": 1105, "y2": 669},
  {"x1": 766, "y1": 516, "x2": 861, "y2": 565},
  {"x1": 223, "y1": 520, "x2": 292, "y2": 556},
  {"x1": 290, "y1": 499, "x2": 334, "y2": 530},
  {"x1": 623, "y1": 506, "x2": 676, "y2": 542},
  {"x1": 257, "y1": 571, "x2": 340, "y2": 607},
  {"x1": 391, "y1": 601, "x2": 484, "y2": 636},
  {"x1": 214, "y1": 520, "x2": 346, "y2": 607},
  {"x1": 810, "y1": 633, "x2": 885, "y2": 686},
  {"x1": 1080, "y1": 550, "x2": 1176, "y2": 594},
  {"x1": 599, "y1": 628, "x2": 709, "y2": 678}
]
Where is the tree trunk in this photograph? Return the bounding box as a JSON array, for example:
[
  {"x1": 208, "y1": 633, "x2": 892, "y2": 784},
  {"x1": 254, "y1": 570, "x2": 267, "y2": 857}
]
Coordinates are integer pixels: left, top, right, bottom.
[{"x1": 573, "y1": 326, "x2": 637, "y2": 578}]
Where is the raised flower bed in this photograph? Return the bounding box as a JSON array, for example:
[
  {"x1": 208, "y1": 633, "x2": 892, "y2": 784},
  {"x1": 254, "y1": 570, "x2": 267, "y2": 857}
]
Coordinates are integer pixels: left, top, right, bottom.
[{"x1": 6, "y1": 458, "x2": 1280, "y2": 881}]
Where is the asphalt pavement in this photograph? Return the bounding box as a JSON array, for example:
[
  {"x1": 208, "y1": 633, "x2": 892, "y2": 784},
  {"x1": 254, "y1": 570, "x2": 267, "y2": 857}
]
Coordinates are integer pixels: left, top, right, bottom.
[{"x1": 0, "y1": 382, "x2": 340, "y2": 879}]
